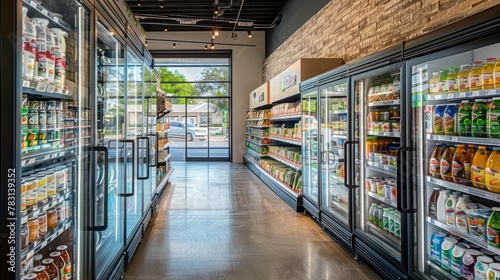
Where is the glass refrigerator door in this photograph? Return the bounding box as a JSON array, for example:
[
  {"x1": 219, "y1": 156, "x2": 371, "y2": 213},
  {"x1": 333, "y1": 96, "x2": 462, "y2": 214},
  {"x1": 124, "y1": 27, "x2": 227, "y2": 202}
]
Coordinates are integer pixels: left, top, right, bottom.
[
  {"x1": 19, "y1": 1, "x2": 91, "y2": 278},
  {"x1": 411, "y1": 43, "x2": 500, "y2": 279},
  {"x1": 142, "y1": 66, "x2": 156, "y2": 211},
  {"x1": 319, "y1": 81, "x2": 350, "y2": 225},
  {"x1": 95, "y1": 21, "x2": 126, "y2": 280},
  {"x1": 354, "y1": 66, "x2": 404, "y2": 262},
  {"x1": 302, "y1": 88, "x2": 320, "y2": 205},
  {"x1": 125, "y1": 52, "x2": 144, "y2": 241}
]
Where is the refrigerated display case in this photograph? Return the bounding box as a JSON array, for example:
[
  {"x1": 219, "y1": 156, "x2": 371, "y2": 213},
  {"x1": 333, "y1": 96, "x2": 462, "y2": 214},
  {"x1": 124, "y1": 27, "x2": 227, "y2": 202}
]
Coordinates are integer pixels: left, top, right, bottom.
[{"x1": 155, "y1": 89, "x2": 173, "y2": 196}]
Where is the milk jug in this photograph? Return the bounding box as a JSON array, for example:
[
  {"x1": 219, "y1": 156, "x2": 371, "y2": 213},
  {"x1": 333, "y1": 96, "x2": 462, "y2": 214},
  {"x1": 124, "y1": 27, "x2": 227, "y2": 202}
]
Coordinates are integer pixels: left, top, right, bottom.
[
  {"x1": 22, "y1": 7, "x2": 37, "y2": 81},
  {"x1": 437, "y1": 189, "x2": 451, "y2": 223},
  {"x1": 51, "y1": 28, "x2": 67, "y2": 88},
  {"x1": 33, "y1": 18, "x2": 49, "y2": 82},
  {"x1": 445, "y1": 194, "x2": 458, "y2": 227},
  {"x1": 455, "y1": 196, "x2": 469, "y2": 233}
]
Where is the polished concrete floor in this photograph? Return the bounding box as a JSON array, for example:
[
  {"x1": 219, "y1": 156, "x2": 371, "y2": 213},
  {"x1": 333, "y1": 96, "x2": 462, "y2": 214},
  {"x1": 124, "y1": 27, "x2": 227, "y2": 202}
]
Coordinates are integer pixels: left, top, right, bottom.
[{"x1": 125, "y1": 162, "x2": 380, "y2": 280}]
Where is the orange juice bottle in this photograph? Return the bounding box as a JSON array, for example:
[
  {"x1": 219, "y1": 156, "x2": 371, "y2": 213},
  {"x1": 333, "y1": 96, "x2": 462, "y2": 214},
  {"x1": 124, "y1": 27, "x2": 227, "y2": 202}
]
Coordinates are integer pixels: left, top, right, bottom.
[
  {"x1": 458, "y1": 64, "x2": 471, "y2": 92},
  {"x1": 485, "y1": 149, "x2": 500, "y2": 193},
  {"x1": 495, "y1": 57, "x2": 500, "y2": 89},
  {"x1": 452, "y1": 144, "x2": 471, "y2": 185},
  {"x1": 469, "y1": 61, "x2": 483, "y2": 91},
  {"x1": 483, "y1": 57, "x2": 497, "y2": 90},
  {"x1": 366, "y1": 138, "x2": 373, "y2": 161},
  {"x1": 471, "y1": 145, "x2": 489, "y2": 189}
]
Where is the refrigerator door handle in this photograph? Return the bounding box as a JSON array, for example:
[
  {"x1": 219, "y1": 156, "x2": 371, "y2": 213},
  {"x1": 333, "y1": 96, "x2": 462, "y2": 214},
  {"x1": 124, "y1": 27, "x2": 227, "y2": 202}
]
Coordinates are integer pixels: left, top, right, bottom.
[
  {"x1": 91, "y1": 146, "x2": 109, "y2": 231},
  {"x1": 148, "y1": 133, "x2": 157, "y2": 167},
  {"x1": 137, "y1": 136, "x2": 150, "y2": 180},
  {"x1": 397, "y1": 147, "x2": 414, "y2": 213},
  {"x1": 344, "y1": 141, "x2": 359, "y2": 189},
  {"x1": 118, "y1": 139, "x2": 135, "y2": 197},
  {"x1": 155, "y1": 133, "x2": 159, "y2": 167}
]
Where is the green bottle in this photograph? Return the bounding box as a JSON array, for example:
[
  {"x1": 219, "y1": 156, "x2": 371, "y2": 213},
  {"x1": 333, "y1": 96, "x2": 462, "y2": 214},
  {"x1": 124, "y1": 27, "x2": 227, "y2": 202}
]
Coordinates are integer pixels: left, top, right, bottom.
[
  {"x1": 377, "y1": 205, "x2": 383, "y2": 228},
  {"x1": 487, "y1": 97, "x2": 500, "y2": 138},
  {"x1": 439, "y1": 68, "x2": 449, "y2": 94},
  {"x1": 447, "y1": 66, "x2": 460, "y2": 93},
  {"x1": 487, "y1": 207, "x2": 500, "y2": 247},
  {"x1": 382, "y1": 207, "x2": 390, "y2": 231},
  {"x1": 472, "y1": 99, "x2": 488, "y2": 137},
  {"x1": 458, "y1": 100, "x2": 472, "y2": 136}
]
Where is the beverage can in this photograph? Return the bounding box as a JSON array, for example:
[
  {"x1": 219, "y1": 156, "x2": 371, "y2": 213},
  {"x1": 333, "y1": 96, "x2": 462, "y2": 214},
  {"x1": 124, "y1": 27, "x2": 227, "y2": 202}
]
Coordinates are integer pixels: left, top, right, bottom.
[
  {"x1": 450, "y1": 243, "x2": 468, "y2": 277},
  {"x1": 28, "y1": 108, "x2": 38, "y2": 130},
  {"x1": 434, "y1": 105, "x2": 446, "y2": 135},
  {"x1": 430, "y1": 231, "x2": 447, "y2": 264},
  {"x1": 461, "y1": 249, "x2": 482, "y2": 279},
  {"x1": 486, "y1": 263, "x2": 500, "y2": 280},
  {"x1": 440, "y1": 237, "x2": 458, "y2": 271}
]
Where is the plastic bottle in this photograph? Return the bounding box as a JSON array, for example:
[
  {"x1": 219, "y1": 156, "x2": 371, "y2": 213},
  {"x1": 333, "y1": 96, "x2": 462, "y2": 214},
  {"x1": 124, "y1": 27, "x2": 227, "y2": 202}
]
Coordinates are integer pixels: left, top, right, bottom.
[
  {"x1": 45, "y1": 28, "x2": 56, "y2": 83},
  {"x1": 447, "y1": 66, "x2": 460, "y2": 93},
  {"x1": 455, "y1": 196, "x2": 469, "y2": 233},
  {"x1": 394, "y1": 212, "x2": 401, "y2": 238},
  {"x1": 458, "y1": 64, "x2": 471, "y2": 92},
  {"x1": 429, "y1": 72, "x2": 440, "y2": 95},
  {"x1": 437, "y1": 189, "x2": 451, "y2": 223},
  {"x1": 487, "y1": 207, "x2": 500, "y2": 247},
  {"x1": 461, "y1": 194, "x2": 473, "y2": 203},
  {"x1": 388, "y1": 210, "x2": 395, "y2": 235},
  {"x1": 429, "y1": 143, "x2": 445, "y2": 178},
  {"x1": 369, "y1": 203, "x2": 377, "y2": 224},
  {"x1": 475, "y1": 256, "x2": 493, "y2": 280},
  {"x1": 428, "y1": 187, "x2": 441, "y2": 219},
  {"x1": 472, "y1": 146, "x2": 490, "y2": 189},
  {"x1": 485, "y1": 150, "x2": 500, "y2": 193},
  {"x1": 377, "y1": 205, "x2": 383, "y2": 228},
  {"x1": 457, "y1": 100, "x2": 472, "y2": 136},
  {"x1": 466, "y1": 144, "x2": 476, "y2": 162},
  {"x1": 452, "y1": 144, "x2": 471, "y2": 185},
  {"x1": 494, "y1": 57, "x2": 500, "y2": 89},
  {"x1": 51, "y1": 29, "x2": 67, "y2": 89},
  {"x1": 372, "y1": 204, "x2": 380, "y2": 226},
  {"x1": 482, "y1": 58, "x2": 497, "y2": 90},
  {"x1": 487, "y1": 97, "x2": 500, "y2": 138},
  {"x1": 450, "y1": 243, "x2": 468, "y2": 277},
  {"x1": 439, "y1": 68, "x2": 449, "y2": 94},
  {"x1": 22, "y1": 7, "x2": 37, "y2": 81},
  {"x1": 440, "y1": 145, "x2": 456, "y2": 181},
  {"x1": 444, "y1": 104, "x2": 458, "y2": 135},
  {"x1": 33, "y1": 18, "x2": 49, "y2": 82},
  {"x1": 472, "y1": 99, "x2": 488, "y2": 137},
  {"x1": 382, "y1": 207, "x2": 390, "y2": 231},
  {"x1": 445, "y1": 194, "x2": 458, "y2": 227},
  {"x1": 470, "y1": 61, "x2": 483, "y2": 91}
]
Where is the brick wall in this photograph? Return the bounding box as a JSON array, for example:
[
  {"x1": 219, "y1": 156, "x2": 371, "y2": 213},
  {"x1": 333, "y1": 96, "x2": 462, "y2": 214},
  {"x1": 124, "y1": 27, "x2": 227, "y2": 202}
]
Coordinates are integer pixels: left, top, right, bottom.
[{"x1": 263, "y1": 0, "x2": 500, "y2": 81}]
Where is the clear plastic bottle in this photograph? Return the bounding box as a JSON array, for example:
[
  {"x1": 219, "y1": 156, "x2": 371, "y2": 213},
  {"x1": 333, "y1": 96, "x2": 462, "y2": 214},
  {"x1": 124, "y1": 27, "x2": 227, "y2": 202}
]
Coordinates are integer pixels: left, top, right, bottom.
[
  {"x1": 439, "y1": 68, "x2": 449, "y2": 94},
  {"x1": 458, "y1": 64, "x2": 471, "y2": 92},
  {"x1": 22, "y1": 6, "x2": 37, "y2": 81},
  {"x1": 470, "y1": 61, "x2": 483, "y2": 91},
  {"x1": 446, "y1": 194, "x2": 458, "y2": 227},
  {"x1": 383, "y1": 207, "x2": 390, "y2": 231},
  {"x1": 447, "y1": 66, "x2": 460, "y2": 93},
  {"x1": 483, "y1": 58, "x2": 497, "y2": 90},
  {"x1": 369, "y1": 203, "x2": 377, "y2": 224},
  {"x1": 33, "y1": 18, "x2": 49, "y2": 82},
  {"x1": 377, "y1": 205, "x2": 384, "y2": 228}
]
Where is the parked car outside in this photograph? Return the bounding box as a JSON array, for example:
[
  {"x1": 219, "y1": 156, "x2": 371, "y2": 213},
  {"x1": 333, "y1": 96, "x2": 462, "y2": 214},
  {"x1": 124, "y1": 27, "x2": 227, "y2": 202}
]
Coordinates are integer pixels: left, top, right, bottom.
[{"x1": 169, "y1": 121, "x2": 208, "y2": 141}]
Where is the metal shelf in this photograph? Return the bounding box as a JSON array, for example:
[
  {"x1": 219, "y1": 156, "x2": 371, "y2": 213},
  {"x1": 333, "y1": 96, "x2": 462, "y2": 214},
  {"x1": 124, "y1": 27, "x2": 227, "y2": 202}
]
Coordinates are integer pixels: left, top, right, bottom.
[
  {"x1": 267, "y1": 136, "x2": 301, "y2": 146},
  {"x1": 426, "y1": 216, "x2": 500, "y2": 255},
  {"x1": 246, "y1": 139, "x2": 272, "y2": 147},
  {"x1": 367, "y1": 161, "x2": 397, "y2": 176},
  {"x1": 427, "y1": 260, "x2": 456, "y2": 280},
  {"x1": 426, "y1": 176, "x2": 500, "y2": 203},
  {"x1": 426, "y1": 89, "x2": 500, "y2": 103},
  {"x1": 245, "y1": 132, "x2": 269, "y2": 139},
  {"x1": 268, "y1": 153, "x2": 302, "y2": 170},
  {"x1": 21, "y1": 146, "x2": 76, "y2": 168},
  {"x1": 157, "y1": 167, "x2": 174, "y2": 188},
  {"x1": 246, "y1": 125, "x2": 272, "y2": 128},
  {"x1": 245, "y1": 148, "x2": 268, "y2": 159},
  {"x1": 21, "y1": 189, "x2": 72, "y2": 224},
  {"x1": 367, "y1": 131, "x2": 401, "y2": 137},
  {"x1": 246, "y1": 117, "x2": 270, "y2": 121},
  {"x1": 426, "y1": 134, "x2": 500, "y2": 146},
  {"x1": 367, "y1": 99, "x2": 400, "y2": 107},
  {"x1": 22, "y1": 84, "x2": 71, "y2": 100},
  {"x1": 329, "y1": 131, "x2": 348, "y2": 139},
  {"x1": 22, "y1": 0, "x2": 72, "y2": 32},
  {"x1": 367, "y1": 192, "x2": 397, "y2": 208},
  {"x1": 329, "y1": 110, "x2": 348, "y2": 114},
  {"x1": 366, "y1": 223, "x2": 402, "y2": 252},
  {"x1": 270, "y1": 114, "x2": 301, "y2": 121}
]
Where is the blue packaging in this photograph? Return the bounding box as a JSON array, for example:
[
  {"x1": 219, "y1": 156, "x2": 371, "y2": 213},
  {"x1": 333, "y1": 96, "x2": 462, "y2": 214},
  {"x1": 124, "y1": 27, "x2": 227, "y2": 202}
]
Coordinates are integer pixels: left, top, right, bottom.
[
  {"x1": 434, "y1": 104, "x2": 446, "y2": 135},
  {"x1": 444, "y1": 104, "x2": 458, "y2": 135},
  {"x1": 431, "y1": 231, "x2": 447, "y2": 264}
]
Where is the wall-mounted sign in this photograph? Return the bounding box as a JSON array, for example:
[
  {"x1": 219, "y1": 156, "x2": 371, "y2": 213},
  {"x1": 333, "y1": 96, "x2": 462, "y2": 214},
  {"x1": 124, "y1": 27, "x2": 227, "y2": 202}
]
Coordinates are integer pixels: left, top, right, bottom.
[{"x1": 249, "y1": 82, "x2": 270, "y2": 109}]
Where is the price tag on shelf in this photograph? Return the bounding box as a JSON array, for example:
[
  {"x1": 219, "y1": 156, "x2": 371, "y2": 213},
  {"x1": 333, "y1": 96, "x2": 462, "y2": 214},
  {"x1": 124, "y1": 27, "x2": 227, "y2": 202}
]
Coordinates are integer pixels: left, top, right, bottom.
[
  {"x1": 472, "y1": 91, "x2": 480, "y2": 97},
  {"x1": 53, "y1": 17, "x2": 59, "y2": 23},
  {"x1": 41, "y1": 9, "x2": 48, "y2": 16},
  {"x1": 26, "y1": 250, "x2": 34, "y2": 260},
  {"x1": 56, "y1": 88, "x2": 64, "y2": 94},
  {"x1": 36, "y1": 82, "x2": 48, "y2": 92},
  {"x1": 447, "y1": 94, "x2": 455, "y2": 99},
  {"x1": 41, "y1": 240, "x2": 47, "y2": 248},
  {"x1": 22, "y1": 80, "x2": 30, "y2": 88},
  {"x1": 458, "y1": 92, "x2": 466, "y2": 98},
  {"x1": 451, "y1": 137, "x2": 458, "y2": 142},
  {"x1": 29, "y1": 0, "x2": 37, "y2": 8},
  {"x1": 46, "y1": 84, "x2": 56, "y2": 93},
  {"x1": 21, "y1": 216, "x2": 28, "y2": 224}
]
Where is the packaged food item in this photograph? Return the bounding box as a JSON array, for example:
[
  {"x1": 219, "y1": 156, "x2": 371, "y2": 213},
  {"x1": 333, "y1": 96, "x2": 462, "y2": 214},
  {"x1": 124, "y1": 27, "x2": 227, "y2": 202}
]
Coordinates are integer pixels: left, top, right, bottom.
[
  {"x1": 38, "y1": 212, "x2": 47, "y2": 237},
  {"x1": 382, "y1": 207, "x2": 390, "y2": 231},
  {"x1": 450, "y1": 243, "x2": 468, "y2": 277},
  {"x1": 21, "y1": 180, "x2": 27, "y2": 211},
  {"x1": 47, "y1": 208, "x2": 57, "y2": 230},
  {"x1": 437, "y1": 189, "x2": 451, "y2": 223},
  {"x1": 447, "y1": 66, "x2": 459, "y2": 93},
  {"x1": 486, "y1": 263, "x2": 500, "y2": 280},
  {"x1": 482, "y1": 57, "x2": 497, "y2": 90},
  {"x1": 32, "y1": 18, "x2": 49, "y2": 82},
  {"x1": 430, "y1": 231, "x2": 447, "y2": 264},
  {"x1": 22, "y1": 7, "x2": 37, "y2": 81},
  {"x1": 465, "y1": 208, "x2": 492, "y2": 241},
  {"x1": 469, "y1": 61, "x2": 483, "y2": 91},
  {"x1": 369, "y1": 203, "x2": 377, "y2": 224},
  {"x1": 472, "y1": 99, "x2": 488, "y2": 137},
  {"x1": 41, "y1": 259, "x2": 59, "y2": 280},
  {"x1": 440, "y1": 145, "x2": 456, "y2": 181},
  {"x1": 51, "y1": 28, "x2": 68, "y2": 89},
  {"x1": 388, "y1": 210, "x2": 395, "y2": 234},
  {"x1": 428, "y1": 187, "x2": 441, "y2": 219},
  {"x1": 486, "y1": 150, "x2": 500, "y2": 193},
  {"x1": 27, "y1": 217, "x2": 39, "y2": 243},
  {"x1": 471, "y1": 146, "x2": 490, "y2": 189},
  {"x1": 455, "y1": 196, "x2": 473, "y2": 233},
  {"x1": 377, "y1": 205, "x2": 384, "y2": 228},
  {"x1": 458, "y1": 100, "x2": 472, "y2": 136},
  {"x1": 445, "y1": 194, "x2": 458, "y2": 227},
  {"x1": 474, "y1": 256, "x2": 493, "y2": 280},
  {"x1": 429, "y1": 144, "x2": 444, "y2": 178},
  {"x1": 433, "y1": 104, "x2": 446, "y2": 135},
  {"x1": 429, "y1": 72, "x2": 440, "y2": 95},
  {"x1": 49, "y1": 252, "x2": 66, "y2": 279},
  {"x1": 495, "y1": 56, "x2": 500, "y2": 89},
  {"x1": 57, "y1": 245, "x2": 72, "y2": 280},
  {"x1": 46, "y1": 172, "x2": 57, "y2": 197},
  {"x1": 21, "y1": 224, "x2": 28, "y2": 249},
  {"x1": 452, "y1": 144, "x2": 471, "y2": 185},
  {"x1": 438, "y1": 68, "x2": 449, "y2": 94},
  {"x1": 36, "y1": 174, "x2": 47, "y2": 201},
  {"x1": 32, "y1": 266, "x2": 49, "y2": 280},
  {"x1": 461, "y1": 249, "x2": 482, "y2": 279},
  {"x1": 487, "y1": 97, "x2": 500, "y2": 138},
  {"x1": 487, "y1": 207, "x2": 500, "y2": 247},
  {"x1": 444, "y1": 104, "x2": 458, "y2": 135},
  {"x1": 458, "y1": 64, "x2": 471, "y2": 92},
  {"x1": 441, "y1": 237, "x2": 458, "y2": 271},
  {"x1": 393, "y1": 212, "x2": 401, "y2": 238},
  {"x1": 33, "y1": 254, "x2": 43, "y2": 267}
]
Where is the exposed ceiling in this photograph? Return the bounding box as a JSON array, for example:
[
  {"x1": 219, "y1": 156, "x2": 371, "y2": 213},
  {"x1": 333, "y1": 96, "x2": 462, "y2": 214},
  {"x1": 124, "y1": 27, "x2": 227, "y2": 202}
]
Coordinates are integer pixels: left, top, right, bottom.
[{"x1": 125, "y1": 0, "x2": 290, "y2": 33}]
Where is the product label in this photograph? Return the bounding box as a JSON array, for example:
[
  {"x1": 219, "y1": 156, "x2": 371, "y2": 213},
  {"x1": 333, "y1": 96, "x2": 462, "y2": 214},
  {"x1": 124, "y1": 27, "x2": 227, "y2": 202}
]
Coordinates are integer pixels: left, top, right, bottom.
[
  {"x1": 26, "y1": 188, "x2": 37, "y2": 205},
  {"x1": 495, "y1": 71, "x2": 500, "y2": 85},
  {"x1": 431, "y1": 234, "x2": 445, "y2": 263},
  {"x1": 438, "y1": 81, "x2": 446, "y2": 93},
  {"x1": 486, "y1": 167, "x2": 500, "y2": 188},
  {"x1": 470, "y1": 75, "x2": 481, "y2": 89},
  {"x1": 458, "y1": 112, "x2": 472, "y2": 134},
  {"x1": 444, "y1": 113, "x2": 456, "y2": 134},
  {"x1": 441, "y1": 160, "x2": 452, "y2": 178},
  {"x1": 455, "y1": 209, "x2": 468, "y2": 231},
  {"x1": 430, "y1": 82, "x2": 439, "y2": 94},
  {"x1": 430, "y1": 158, "x2": 440, "y2": 175},
  {"x1": 471, "y1": 165, "x2": 485, "y2": 186},
  {"x1": 459, "y1": 77, "x2": 469, "y2": 91},
  {"x1": 487, "y1": 226, "x2": 500, "y2": 247},
  {"x1": 434, "y1": 115, "x2": 444, "y2": 133},
  {"x1": 452, "y1": 161, "x2": 464, "y2": 178},
  {"x1": 451, "y1": 253, "x2": 464, "y2": 277},
  {"x1": 447, "y1": 79, "x2": 458, "y2": 92},
  {"x1": 383, "y1": 216, "x2": 389, "y2": 230},
  {"x1": 483, "y1": 73, "x2": 494, "y2": 86},
  {"x1": 488, "y1": 111, "x2": 500, "y2": 137},
  {"x1": 441, "y1": 247, "x2": 452, "y2": 271},
  {"x1": 475, "y1": 262, "x2": 489, "y2": 280}
]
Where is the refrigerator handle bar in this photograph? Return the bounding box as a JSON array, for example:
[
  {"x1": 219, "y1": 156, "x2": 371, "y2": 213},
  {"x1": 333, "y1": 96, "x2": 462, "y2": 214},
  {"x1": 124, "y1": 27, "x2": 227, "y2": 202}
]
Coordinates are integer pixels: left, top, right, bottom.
[
  {"x1": 137, "y1": 136, "x2": 150, "y2": 180},
  {"x1": 344, "y1": 141, "x2": 359, "y2": 189},
  {"x1": 91, "y1": 146, "x2": 109, "y2": 231},
  {"x1": 155, "y1": 133, "x2": 159, "y2": 167},
  {"x1": 118, "y1": 139, "x2": 135, "y2": 197},
  {"x1": 397, "y1": 147, "x2": 414, "y2": 213},
  {"x1": 148, "y1": 133, "x2": 157, "y2": 167}
]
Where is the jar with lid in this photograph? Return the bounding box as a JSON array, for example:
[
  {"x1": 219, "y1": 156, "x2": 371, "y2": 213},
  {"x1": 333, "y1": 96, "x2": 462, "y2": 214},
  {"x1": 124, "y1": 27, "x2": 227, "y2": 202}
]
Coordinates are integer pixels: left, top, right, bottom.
[
  {"x1": 46, "y1": 171, "x2": 57, "y2": 197},
  {"x1": 32, "y1": 265, "x2": 50, "y2": 280},
  {"x1": 56, "y1": 245, "x2": 72, "y2": 279},
  {"x1": 47, "y1": 208, "x2": 57, "y2": 230},
  {"x1": 49, "y1": 252, "x2": 66, "y2": 279},
  {"x1": 38, "y1": 211, "x2": 47, "y2": 237},
  {"x1": 26, "y1": 178, "x2": 38, "y2": 207},
  {"x1": 33, "y1": 254, "x2": 43, "y2": 267},
  {"x1": 41, "y1": 258, "x2": 60, "y2": 280},
  {"x1": 21, "y1": 179, "x2": 27, "y2": 211},
  {"x1": 27, "y1": 218, "x2": 39, "y2": 243},
  {"x1": 36, "y1": 174, "x2": 48, "y2": 201},
  {"x1": 21, "y1": 223, "x2": 29, "y2": 249},
  {"x1": 22, "y1": 273, "x2": 38, "y2": 280}
]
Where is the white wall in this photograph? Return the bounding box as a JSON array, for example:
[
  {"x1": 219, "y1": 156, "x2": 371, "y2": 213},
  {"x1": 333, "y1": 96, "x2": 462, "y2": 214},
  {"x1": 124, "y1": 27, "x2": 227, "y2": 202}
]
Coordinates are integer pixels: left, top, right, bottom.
[{"x1": 146, "y1": 31, "x2": 265, "y2": 163}]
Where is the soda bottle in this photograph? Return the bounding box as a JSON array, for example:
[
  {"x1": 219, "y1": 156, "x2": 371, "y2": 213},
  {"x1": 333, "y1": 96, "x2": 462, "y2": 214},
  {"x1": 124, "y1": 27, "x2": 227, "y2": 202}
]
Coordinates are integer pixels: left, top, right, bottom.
[
  {"x1": 458, "y1": 64, "x2": 471, "y2": 92},
  {"x1": 472, "y1": 99, "x2": 488, "y2": 137},
  {"x1": 469, "y1": 61, "x2": 483, "y2": 91},
  {"x1": 451, "y1": 144, "x2": 471, "y2": 185},
  {"x1": 487, "y1": 97, "x2": 500, "y2": 138},
  {"x1": 439, "y1": 68, "x2": 449, "y2": 94},
  {"x1": 457, "y1": 100, "x2": 472, "y2": 136},
  {"x1": 482, "y1": 58, "x2": 497, "y2": 90},
  {"x1": 495, "y1": 57, "x2": 500, "y2": 89},
  {"x1": 487, "y1": 207, "x2": 500, "y2": 247},
  {"x1": 429, "y1": 72, "x2": 440, "y2": 95},
  {"x1": 447, "y1": 66, "x2": 459, "y2": 93}
]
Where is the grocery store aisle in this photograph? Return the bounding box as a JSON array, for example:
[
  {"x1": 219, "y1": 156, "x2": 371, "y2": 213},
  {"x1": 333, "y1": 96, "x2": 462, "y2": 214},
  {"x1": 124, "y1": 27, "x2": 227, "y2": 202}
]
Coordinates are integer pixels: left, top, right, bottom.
[{"x1": 125, "y1": 162, "x2": 379, "y2": 280}]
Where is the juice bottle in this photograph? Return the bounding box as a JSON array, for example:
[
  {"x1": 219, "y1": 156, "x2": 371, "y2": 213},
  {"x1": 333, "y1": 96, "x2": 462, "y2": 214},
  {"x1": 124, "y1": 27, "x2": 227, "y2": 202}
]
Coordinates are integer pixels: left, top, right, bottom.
[
  {"x1": 487, "y1": 207, "x2": 500, "y2": 247},
  {"x1": 444, "y1": 104, "x2": 457, "y2": 135},
  {"x1": 439, "y1": 68, "x2": 449, "y2": 94},
  {"x1": 429, "y1": 143, "x2": 445, "y2": 178},
  {"x1": 428, "y1": 187, "x2": 441, "y2": 219},
  {"x1": 487, "y1": 97, "x2": 500, "y2": 138},
  {"x1": 457, "y1": 100, "x2": 472, "y2": 136},
  {"x1": 22, "y1": 7, "x2": 37, "y2": 81},
  {"x1": 451, "y1": 144, "x2": 471, "y2": 185},
  {"x1": 440, "y1": 145, "x2": 456, "y2": 181},
  {"x1": 471, "y1": 145, "x2": 489, "y2": 189},
  {"x1": 455, "y1": 196, "x2": 469, "y2": 233},
  {"x1": 472, "y1": 99, "x2": 488, "y2": 137},
  {"x1": 429, "y1": 72, "x2": 440, "y2": 95},
  {"x1": 445, "y1": 194, "x2": 458, "y2": 227},
  {"x1": 482, "y1": 57, "x2": 497, "y2": 90},
  {"x1": 495, "y1": 57, "x2": 500, "y2": 89},
  {"x1": 437, "y1": 189, "x2": 451, "y2": 223},
  {"x1": 369, "y1": 203, "x2": 377, "y2": 224},
  {"x1": 377, "y1": 205, "x2": 384, "y2": 228},
  {"x1": 469, "y1": 61, "x2": 483, "y2": 91},
  {"x1": 458, "y1": 64, "x2": 471, "y2": 92},
  {"x1": 447, "y1": 66, "x2": 459, "y2": 93},
  {"x1": 467, "y1": 144, "x2": 476, "y2": 160},
  {"x1": 485, "y1": 149, "x2": 500, "y2": 193}
]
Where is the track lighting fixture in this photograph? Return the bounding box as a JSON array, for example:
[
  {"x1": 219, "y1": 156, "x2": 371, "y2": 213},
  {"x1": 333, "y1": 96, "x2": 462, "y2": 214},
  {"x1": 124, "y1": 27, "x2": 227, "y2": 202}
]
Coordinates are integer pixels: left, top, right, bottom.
[
  {"x1": 137, "y1": 0, "x2": 141, "y2": 7},
  {"x1": 214, "y1": 30, "x2": 219, "y2": 36},
  {"x1": 212, "y1": 30, "x2": 215, "y2": 39},
  {"x1": 247, "y1": 31, "x2": 252, "y2": 38},
  {"x1": 164, "y1": 26, "x2": 168, "y2": 32},
  {"x1": 160, "y1": 1, "x2": 164, "y2": 8},
  {"x1": 205, "y1": 44, "x2": 208, "y2": 50},
  {"x1": 173, "y1": 42, "x2": 176, "y2": 48},
  {"x1": 145, "y1": 40, "x2": 148, "y2": 46},
  {"x1": 211, "y1": 39, "x2": 215, "y2": 50}
]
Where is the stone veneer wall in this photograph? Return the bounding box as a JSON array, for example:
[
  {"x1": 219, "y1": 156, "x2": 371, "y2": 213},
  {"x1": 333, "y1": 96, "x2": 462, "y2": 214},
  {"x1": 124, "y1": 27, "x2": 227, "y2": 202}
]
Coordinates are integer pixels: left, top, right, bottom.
[{"x1": 263, "y1": 0, "x2": 500, "y2": 81}]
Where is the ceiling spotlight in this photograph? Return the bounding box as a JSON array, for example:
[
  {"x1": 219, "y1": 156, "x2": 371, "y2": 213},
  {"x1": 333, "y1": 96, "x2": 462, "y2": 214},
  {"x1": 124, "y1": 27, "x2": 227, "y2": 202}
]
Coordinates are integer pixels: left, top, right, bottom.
[
  {"x1": 212, "y1": 30, "x2": 215, "y2": 39},
  {"x1": 109, "y1": 31, "x2": 114, "y2": 36},
  {"x1": 214, "y1": 30, "x2": 219, "y2": 36},
  {"x1": 173, "y1": 42, "x2": 176, "y2": 48},
  {"x1": 137, "y1": 0, "x2": 141, "y2": 6},
  {"x1": 160, "y1": 1, "x2": 164, "y2": 8},
  {"x1": 164, "y1": 26, "x2": 168, "y2": 32},
  {"x1": 205, "y1": 44, "x2": 208, "y2": 50},
  {"x1": 247, "y1": 31, "x2": 252, "y2": 38},
  {"x1": 211, "y1": 39, "x2": 215, "y2": 50},
  {"x1": 231, "y1": 32, "x2": 237, "y2": 40},
  {"x1": 145, "y1": 40, "x2": 148, "y2": 46}
]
